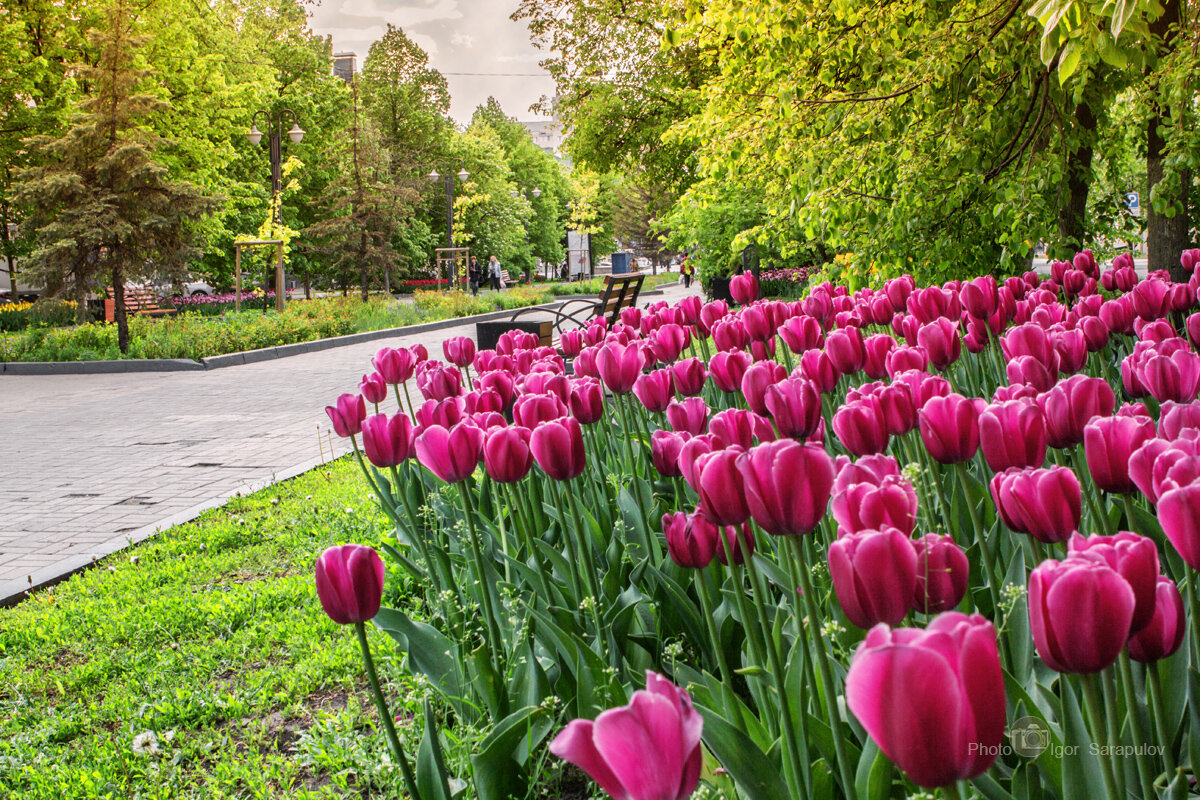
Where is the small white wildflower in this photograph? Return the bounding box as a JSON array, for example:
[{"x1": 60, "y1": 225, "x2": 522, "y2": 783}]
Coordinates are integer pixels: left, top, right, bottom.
[
  {"x1": 901, "y1": 463, "x2": 921, "y2": 483},
  {"x1": 579, "y1": 596, "x2": 596, "y2": 612},
  {"x1": 664, "y1": 641, "x2": 684, "y2": 659},
  {"x1": 132, "y1": 731, "x2": 160, "y2": 755},
  {"x1": 822, "y1": 620, "x2": 846, "y2": 639}
]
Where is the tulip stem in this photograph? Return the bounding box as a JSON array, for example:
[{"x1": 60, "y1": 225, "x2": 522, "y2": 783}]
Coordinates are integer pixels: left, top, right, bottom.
[
  {"x1": 355, "y1": 621, "x2": 423, "y2": 800},
  {"x1": 1147, "y1": 660, "x2": 1181, "y2": 784},
  {"x1": 941, "y1": 782, "x2": 965, "y2": 800},
  {"x1": 719, "y1": 549, "x2": 775, "y2": 736},
  {"x1": 794, "y1": 537, "x2": 856, "y2": 799},
  {"x1": 564, "y1": 483, "x2": 610, "y2": 664},
  {"x1": 696, "y1": 567, "x2": 735, "y2": 719},
  {"x1": 953, "y1": 462, "x2": 1007, "y2": 658},
  {"x1": 1080, "y1": 672, "x2": 1122, "y2": 800},
  {"x1": 456, "y1": 483, "x2": 506, "y2": 663},
  {"x1": 1100, "y1": 666, "x2": 1128, "y2": 797},
  {"x1": 1072, "y1": 446, "x2": 1114, "y2": 536},
  {"x1": 1117, "y1": 653, "x2": 1157, "y2": 800},
  {"x1": 505, "y1": 483, "x2": 553, "y2": 599}
]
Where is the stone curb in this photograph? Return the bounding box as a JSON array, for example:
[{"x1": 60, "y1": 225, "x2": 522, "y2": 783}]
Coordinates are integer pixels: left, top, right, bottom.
[
  {"x1": 0, "y1": 451, "x2": 346, "y2": 606},
  {"x1": 1, "y1": 288, "x2": 667, "y2": 376}
]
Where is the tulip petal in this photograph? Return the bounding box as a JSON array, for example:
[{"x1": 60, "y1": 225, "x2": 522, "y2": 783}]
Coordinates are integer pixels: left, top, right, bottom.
[{"x1": 548, "y1": 720, "x2": 628, "y2": 800}]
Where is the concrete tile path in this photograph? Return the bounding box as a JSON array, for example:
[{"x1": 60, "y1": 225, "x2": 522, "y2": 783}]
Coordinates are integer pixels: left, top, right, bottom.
[{"x1": 0, "y1": 280, "x2": 697, "y2": 602}]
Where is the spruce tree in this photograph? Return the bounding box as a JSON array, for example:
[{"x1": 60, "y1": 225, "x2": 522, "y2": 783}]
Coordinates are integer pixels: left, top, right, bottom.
[{"x1": 12, "y1": 2, "x2": 216, "y2": 349}]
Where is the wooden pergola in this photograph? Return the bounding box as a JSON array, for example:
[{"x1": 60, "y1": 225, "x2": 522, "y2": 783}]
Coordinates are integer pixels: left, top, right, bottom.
[
  {"x1": 233, "y1": 238, "x2": 286, "y2": 312},
  {"x1": 434, "y1": 247, "x2": 470, "y2": 291}
]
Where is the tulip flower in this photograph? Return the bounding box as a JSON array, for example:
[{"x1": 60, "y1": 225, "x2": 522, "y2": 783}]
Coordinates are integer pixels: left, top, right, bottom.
[
  {"x1": 978, "y1": 399, "x2": 1046, "y2": 472},
  {"x1": 1131, "y1": 278, "x2": 1170, "y2": 320},
  {"x1": 530, "y1": 416, "x2": 586, "y2": 481},
  {"x1": 845, "y1": 612, "x2": 1006, "y2": 788},
  {"x1": 1129, "y1": 438, "x2": 1200, "y2": 504},
  {"x1": 730, "y1": 272, "x2": 759, "y2": 304},
  {"x1": 678, "y1": 295, "x2": 702, "y2": 325},
  {"x1": 741, "y1": 304, "x2": 774, "y2": 342},
  {"x1": 314, "y1": 544, "x2": 385, "y2": 625},
  {"x1": 1127, "y1": 577, "x2": 1186, "y2": 663},
  {"x1": 960, "y1": 275, "x2": 999, "y2": 319},
  {"x1": 912, "y1": 534, "x2": 969, "y2": 613},
  {"x1": 1159, "y1": 401, "x2": 1200, "y2": 440},
  {"x1": 483, "y1": 426, "x2": 533, "y2": 483},
  {"x1": 1036, "y1": 374, "x2": 1116, "y2": 449},
  {"x1": 885, "y1": 345, "x2": 928, "y2": 377},
  {"x1": 666, "y1": 397, "x2": 709, "y2": 436},
  {"x1": 361, "y1": 413, "x2": 415, "y2": 468},
  {"x1": 1067, "y1": 532, "x2": 1159, "y2": 633},
  {"x1": 373, "y1": 346, "x2": 416, "y2": 385},
  {"x1": 359, "y1": 372, "x2": 388, "y2": 405},
  {"x1": 415, "y1": 422, "x2": 484, "y2": 483},
  {"x1": 780, "y1": 315, "x2": 824, "y2": 353},
  {"x1": 740, "y1": 360, "x2": 787, "y2": 415},
  {"x1": 708, "y1": 350, "x2": 753, "y2": 393},
  {"x1": 650, "y1": 324, "x2": 690, "y2": 364},
  {"x1": 739, "y1": 440, "x2": 834, "y2": 536},
  {"x1": 549, "y1": 671, "x2": 703, "y2": 800},
  {"x1": 442, "y1": 336, "x2": 476, "y2": 368},
  {"x1": 651, "y1": 430, "x2": 691, "y2": 478},
  {"x1": 916, "y1": 318, "x2": 961, "y2": 370},
  {"x1": 1005, "y1": 355, "x2": 1057, "y2": 393},
  {"x1": 569, "y1": 377, "x2": 605, "y2": 424},
  {"x1": 1083, "y1": 415, "x2": 1156, "y2": 494},
  {"x1": 414, "y1": 397, "x2": 464, "y2": 432},
  {"x1": 559, "y1": 329, "x2": 584, "y2": 357},
  {"x1": 712, "y1": 318, "x2": 749, "y2": 352},
  {"x1": 1140, "y1": 350, "x2": 1200, "y2": 404},
  {"x1": 709, "y1": 408, "x2": 775, "y2": 449},
  {"x1": 826, "y1": 326, "x2": 866, "y2": 375},
  {"x1": 417, "y1": 364, "x2": 463, "y2": 402},
  {"x1": 832, "y1": 474, "x2": 918, "y2": 536},
  {"x1": 326, "y1": 393, "x2": 367, "y2": 438},
  {"x1": 574, "y1": 347, "x2": 599, "y2": 379},
  {"x1": 695, "y1": 448, "x2": 751, "y2": 526},
  {"x1": 513, "y1": 393, "x2": 567, "y2": 429},
  {"x1": 832, "y1": 396, "x2": 890, "y2": 455},
  {"x1": 861, "y1": 334, "x2": 896, "y2": 379},
  {"x1": 1158, "y1": 481, "x2": 1200, "y2": 569},
  {"x1": 595, "y1": 341, "x2": 644, "y2": 394},
  {"x1": 765, "y1": 377, "x2": 822, "y2": 439},
  {"x1": 829, "y1": 527, "x2": 918, "y2": 628},
  {"x1": 989, "y1": 466, "x2": 1081, "y2": 543},
  {"x1": 677, "y1": 435, "x2": 716, "y2": 492},
  {"x1": 698, "y1": 300, "x2": 728, "y2": 336},
  {"x1": 671, "y1": 357, "x2": 708, "y2": 397},
  {"x1": 633, "y1": 368, "x2": 675, "y2": 413},
  {"x1": 797, "y1": 348, "x2": 840, "y2": 393},
  {"x1": 1028, "y1": 558, "x2": 1135, "y2": 673},
  {"x1": 663, "y1": 511, "x2": 718, "y2": 569},
  {"x1": 690, "y1": 513, "x2": 756, "y2": 565},
  {"x1": 878, "y1": 382, "x2": 919, "y2": 436},
  {"x1": 918, "y1": 393, "x2": 985, "y2": 464}
]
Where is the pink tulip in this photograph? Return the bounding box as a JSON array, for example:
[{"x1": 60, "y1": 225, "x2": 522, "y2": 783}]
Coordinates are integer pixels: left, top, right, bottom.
[
  {"x1": 464, "y1": 390, "x2": 504, "y2": 415},
  {"x1": 833, "y1": 396, "x2": 890, "y2": 456},
  {"x1": 633, "y1": 368, "x2": 675, "y2": 413},
  {"x1": 595, "y1": 342, "x2": 644, "y2": 394},
  {"x1": 861, "y1": 334, "x2": 895, "y2": 379},
  {"x1": 739, "y1": 440, "x2": 834, "y2": 536},
  {"x1": 326, "y1": 393, "x2": 367, "y2": 438},
  {"x1": 1029, "y1": 558, "x2": 1135, "y2": 673},
  {"x1": 1141, "y1": 350, "x2": 1200, "y2": 404},
  {"x1": 442, "y1": 336, "x2": 476, "y2": 368},
  {"x1": 797, "y1": 349, "x2": 840, "y2": 393},
  {"x1": 560, "y1": 329, "x2": 584, "y2": 357},
  {"x1": 960, "y1": 275, "x2": 998, "y2": 319},
  {"x1": 663, "y1": 511, "x2": 717, "y2": 568},
  {"x1": 671, "y1": 357, "x2": 707, "y2": 397},
  {"x1": 569, "y1": 377, "x2": 605, "y2": 424},
  {"x1": 549, "y1": 672, "x2": 703, "y2": 800},
  {"x1": 651, "y1": 324, "x2": 691, "y2": 364},
  {"x1": 826, "y1": 326, "x2": 866, "y2": 375},
  {"x1": 1127, "y1": 577, "x2": 1187, "y2": 663},
  {"x1": 886, "y1": 345, "x2": 928, "y2": 377},
  {"x1": 359, "y1": 372, "x2": 388, "y2": 405},
  {"x1": 373, "y1": 346, "x2": 416, "y2": 385},
  {"x1": 415, "y1": 423, "x2": 484, "y2": 483},
  {"x1": 1036, "y1": 374, "x2": 1116, "y2": 449},
  {"x1": 417, "y1": 364, "x2": 463, "y2": 402},
  {"x1": 314, "y1": 544, "x2": 386, "y2": 625},
  {"x1": 709, "y1": 408, "x2": 775, "y2": 449},
  {"x1": 530, "y1": 416, "x2": 586, "y2": 481},
  {"x1": 989, "y1": 466, "x2": 1081, "y2": 543},
  {"x1": 765, "y1": 377, "x2": 822, "y2": 439},
  {"x1": 361, "y1": 413, "x2": 415, "y2": 468},
  {"x1": 1160, "y1": 401, "x2": 1200, "y2": 440},
  {"x1": 697, "y1": 300, "x2": 728, "y2": 336},
  {"x1": 666, "y1": 397, "x2": 709, "y2": 436},
  {"x1": 917, "y1": 318, "x2": 961, "y2": 370},
  {"x1": 834, "y1": 453, "x2": 901, "y2": 494},
  {"x1": 677, "y1": 435, "x2": 716, "y2": 492},
  {"x1": 978, "y1": 399, "x2": 1046, "y2": 472},
  {"x1": 740, "y1": 360, "x2": 787, "y2": 416},
  {"x1": 779, "y1": 315, "x2": 824, "y2": 353},
  {"x1": 846, "y1": 612, "x2": 1005, "y2": 788},
  {"x1": 730, "y1": 272, "x2": 759, "y2": 304},
  {"x1": 829, "y1": 527, "x2": 918, "y2": 628},
  {"x1": 1067, "y1": 532, "x2": 1159, "y2": 633},
  {"x1": 513, "y1": 393, "x2": 567, "y2": 429},
  {"x1": 696, "y1": 448, "x2": 752, "y2": 528},
  {"x1": 1131, "y1": 279, "x2": 1170, "y2": 320},
  {"x1": 483, "y1": 426, "x2": 533, "y2": 483},
  {"x1": 912, "y1": 533, "x2": 969, "y2": 613},
  {"x1": 831, "y1": 474, "x2": 917, "y2": 536},
  {"x1": 708, "y1": 350, "x2": 752, "y2": 393},
  {"x1": 918, "y1": 393, "x2": 985, "y2": 464},
  {"x1": 651, "y1": 430, "x2": 691, "y2": 478},
  {"x1": 1159, "y1": 481, "x2": 1200, "y2": 570},
  {"x1": 1083, "y1": 415, "x2": 1156, "y2": 494}
]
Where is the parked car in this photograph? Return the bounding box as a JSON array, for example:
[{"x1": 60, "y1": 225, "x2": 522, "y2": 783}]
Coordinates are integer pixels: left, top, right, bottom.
[{"x1": 150, "y1": 277, "x2": 216, "y2": 297}]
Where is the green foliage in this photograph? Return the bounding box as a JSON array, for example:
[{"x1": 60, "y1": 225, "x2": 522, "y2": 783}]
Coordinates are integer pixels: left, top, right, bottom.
[{"x1": 0, "y1": 298, "x2": 79, "y2": 332}]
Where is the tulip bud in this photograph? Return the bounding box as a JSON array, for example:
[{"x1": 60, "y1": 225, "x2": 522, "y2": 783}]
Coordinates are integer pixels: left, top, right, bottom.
[
  {"x1": 798, "y1": 349, "x2": 840, "y2": 393},
  {"x1": 1029, "y1": 558, "x2": 1135, "y2": 673},
  {"x1": 917, "y1": 318, "x2": 961, "y2": 370},
  {"x1": 314, "y1": 544, "x2": 385, "y2": 625},
  {"x1": 912, "y1": 533, "x2": 969, "y2": 613},
  {"x1": 568, "y1": 377, "x2": 605, "y2": 424},
  {"x1": 372, "y1": 346, "x2": 416, "y2": 385},
  {"x1": 650, "y1": 430, "x2": 691, "y2": 478},
  {"x1": 765, "y1": 377, "x2": 822, "y2": 439},
  {"x1": 740, "y1": 360, "x2": 787, "y2": 416},
  {"x1": 1083, "y1": 415, "x2": 1156, "y2": 494},
  {"x1": 326, "y1": 393, "x2": 367, "y2": 438},
  {"x1": 826, "y1": 326, "x2": 866, "y2": 375},
  {"x1": 359, "y1": 372, "x2": 388, "y2": 405},
  {"x1": 671, "y1": 357, "x2": 708, "y2": 397},
  {"x1": 632, "y1": 368, "x2": 675, "y2": 413},
  {"x1": 442, "y1": 336, "x2": 476, "y2": 368},
  {"x1": 1127, "y1": 577, "x2": 1186, "y2": 663},
  {"x1": 530, "y1": 416, "x2": 586, "y2": 481},
  {"x1": 918, "y1": 393, "x2": 985, "y2": 464},
  {"x1": 780, "y1": 315, "x2": 824, "y2": 353},
  {"x1": 989, "y1": 466, "x2": 1081, "y2": 543},
  {"x1": 361, "y1": 413, "x2": 415, "y2": 468},
  {"x1": 667, "y1": 397, "x2": 709, "y2": 436},
  {"x1": 662, "y1": 511, "x2": 717, "y2": 568},
  {"x1": 739, "y1": 440, "x2": 834, "y2": 536},
  {"x1": 696, "y1": 448, "x2": 751, "y2": 526},
  {"x1": 483, "y1": 426, "x2": 533, "y2": 483},
  {"x1": 415, "y1": 422, "x2": 484, "y2": 483},
  {"x1": 650, "y1": 323, "x2": 690, "y2": 364},
  {"x1": 730, "y1": 272, "x2": 759, "y2": 304},
  {"x1": 833, "y1": 396, "x2": 890, "y2": 456},
  {"x1": 1067, "y1": 532, "x2": 1159, "y2": 633},
  {"x1": 709, "y1": 350, "x2": 753, "y2": 393},
  {"x1": 595, "y1": 342, "x2": 643, "y2": 394},
  {"x1": 829, "y1": 527, "x2": 917, "y2": 628},
  {"x1": 1036, "y1": 375, "x2": 1116, "y2": 449},
  {"x1": 978, "y1": 399, "x2": 1046, "y2": 472}
]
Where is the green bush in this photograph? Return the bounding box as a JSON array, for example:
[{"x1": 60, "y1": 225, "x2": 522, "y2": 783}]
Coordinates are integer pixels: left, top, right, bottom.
[{"x1": 0, "y1": 298, "x2": 80, "y2": 332}]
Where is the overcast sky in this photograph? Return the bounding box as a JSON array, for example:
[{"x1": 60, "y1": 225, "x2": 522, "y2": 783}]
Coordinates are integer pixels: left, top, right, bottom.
[{"x1": 306, "y1": 0, "x2": 556, "y2": 124}]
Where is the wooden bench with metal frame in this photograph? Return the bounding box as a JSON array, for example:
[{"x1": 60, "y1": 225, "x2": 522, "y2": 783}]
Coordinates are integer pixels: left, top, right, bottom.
[
  {"x1": 104, "y1": 287, "x2": 177, "y2": 323},
  {"x1": 511, "y1": 272, "x2": 646, "y2": 334}
]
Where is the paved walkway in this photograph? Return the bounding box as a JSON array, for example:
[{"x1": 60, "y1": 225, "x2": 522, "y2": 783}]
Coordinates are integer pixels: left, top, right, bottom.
[{"x1": 0, "y1": 280, "x2": 697, "y2": 602}]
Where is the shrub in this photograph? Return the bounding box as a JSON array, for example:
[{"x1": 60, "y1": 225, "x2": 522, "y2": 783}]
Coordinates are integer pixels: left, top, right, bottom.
[{"x1": 0, "y1": 298, "x2": 79, "y2": 332}]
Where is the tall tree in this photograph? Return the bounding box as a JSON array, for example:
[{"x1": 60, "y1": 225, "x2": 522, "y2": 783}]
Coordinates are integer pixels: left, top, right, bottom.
[{"x1": 12, "y1": 2, "x2": 216, "y2": 349}]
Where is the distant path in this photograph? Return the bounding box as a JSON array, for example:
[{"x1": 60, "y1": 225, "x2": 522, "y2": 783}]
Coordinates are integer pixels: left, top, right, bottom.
[{"x1": 0, "y1": 279, "x2": 696, "y2": 603}]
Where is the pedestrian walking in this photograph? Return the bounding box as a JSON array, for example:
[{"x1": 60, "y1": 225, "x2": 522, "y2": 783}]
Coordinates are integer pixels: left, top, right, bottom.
[
  {"x1": 681, "y1": 256, "x2": 694, "y2": 288},
  {"x1": 468, "y1": 255, "x2": 481, "y2": 296},
  {"x1": 488, "y1": 255, "x2": 503, "y2": 291}
]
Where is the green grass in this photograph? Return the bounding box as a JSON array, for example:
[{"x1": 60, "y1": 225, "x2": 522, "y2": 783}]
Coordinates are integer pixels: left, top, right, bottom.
[{"x1": 0, "y1": 458, "x2": 432, "y2": 799}]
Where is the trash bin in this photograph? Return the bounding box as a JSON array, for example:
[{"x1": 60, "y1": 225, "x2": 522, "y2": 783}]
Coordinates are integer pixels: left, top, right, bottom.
[{"x1": 611, "y1": 253, "x2": 631, "y2": 275}]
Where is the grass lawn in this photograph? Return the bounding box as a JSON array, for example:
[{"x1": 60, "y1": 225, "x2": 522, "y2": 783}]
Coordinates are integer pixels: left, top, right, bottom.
[{"x1": 0, "y1": 458, "x2": 432, "y2": 799}]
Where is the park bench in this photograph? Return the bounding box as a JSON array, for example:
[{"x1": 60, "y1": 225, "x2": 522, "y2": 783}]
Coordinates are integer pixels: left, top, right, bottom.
[
  {"x1": 104, "y1": 287, "x2": 177, "y2": 323},
  {"x1": 475, "y1": 272, "x2": 646, "y2": 352}
]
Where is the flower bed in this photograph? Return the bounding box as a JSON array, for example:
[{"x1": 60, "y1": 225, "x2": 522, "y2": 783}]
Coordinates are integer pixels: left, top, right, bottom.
[{"x1": 320, "y1": 248, "x2": 1200, "y2": 799}]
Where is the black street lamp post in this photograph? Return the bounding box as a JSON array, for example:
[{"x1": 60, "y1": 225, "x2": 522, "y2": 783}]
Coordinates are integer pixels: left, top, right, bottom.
[
  {"x1": 427, "y1": 164, "x2": 470, "y2": 249},
  {"x1": 246, "y1": 110, "x2": 304, "y2": 312}
]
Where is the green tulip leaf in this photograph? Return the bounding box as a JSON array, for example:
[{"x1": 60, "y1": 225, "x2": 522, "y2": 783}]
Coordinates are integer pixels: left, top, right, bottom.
[
  {"x1": 374, "y1": 607, "x2": 470, "y2": 717},
  {"x1": 854, "y1": 737, "x2": 892, "y2": 800},
  {"x1": 470, "y1": 706, "x2": 551, "y2": 800},
  {"x1": 695, "y1": 704, "x2": 790, "y2": 800},
  {"x1": 417, "y1": 698, "x2": 454, "y2": 800}
]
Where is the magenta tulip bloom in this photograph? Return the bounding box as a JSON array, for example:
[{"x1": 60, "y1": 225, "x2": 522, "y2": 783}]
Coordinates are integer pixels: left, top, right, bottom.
[
  {"x1": 595, "y1": 342, "x2": 643, "y2": 394},
  {"x1": 917, "y1": 318, "x2": 961, "y2": 370},
  {"x1": 314, "y1": 544, "x2": 385, "y2": 625},
  {"x1": 798, "y1": 349, "x2": 840, "y2": 393},
  {"x1": 861, "y1": 334, "x2": 895, "y2": 380},
  {"x1": 918, "y1": 393, "x2": 985, "y2": 464},
  {"x1": 326, "y1": 393, "x2": 367, "y2": 438},
  {"x1": 633, "y1": 369, "x2": 675, "y2": 413},
  {"x1": 650, "y1": 323, "x2": 690, "y2": 364},
  {"x1": 483, "y1": 426, "x2": 533, "y2": 483},
  {"x1": 739, "y1": 440, "x2": 834, "y2": 536},
  {"x1": 677, "y1": 435, "x2": 716, "y2": 492},
  {"x1": 477, "y1": 371, "x2": 516, "y2": 408},
  {"x1": 712, "y1": 318, "x2": 749, "y2": 352},
  {"x1": 846, "y1": 612, "x2": 1006, "y2": 788},
  {"x1": 833, "y1": 396, "x2": 890, "y2": 455},
  {"x1": 1083, "y1": 415, "x2": 1156, "y2": 494},
  {"x1": 696, "y1": 448, "x2": 751, "y2": 526},
  {"x1": 740, "y1": 360, "x2": 787, "y2": 416},
  {"x1": 780, "y1": 315, "x2": 824, "y2": 354},
  {"x1": 834, "y1": 453, "x2": 901, "y2": 494},
  {"x1": 989, "y1": 466, "x2": 1081, "y2": 543},
  {"x1": 667, "y1": 397, "x2": 709, "y2": 436},
  {"x1": 709, "y1": 408, "x2": 774, "y2": 449},
  {"x1": 549, "y1": 671, "x2": 702, "y2": 800},
  {"x1": 1029, "y1": 558, "x2": 1135, "y2": 673},
  {"x1": 361, "y1": 413, "x2": 415, "y2": 468},
  {"x1": 829, "y1": 527, "x2": 918, "y2": 629},
  {"x1": 1159, "y1": 400, "x2": 1200, "y2": 440},
  {"x1": 418, "y1": 364, "x2": 463, "y2": 402},
  {"x1": 373, "y1": 346, "x2": 416, "y2": 385},
  {"x1": 651, "y1": 430, "x2": 691, "y2": 478},
  {"x1": 442, "y1": 336, "x2": 476, "y2": 368},
  {"x1": 878, "y1": 382, "x2": 919, "y2": 436},
  {"x1": 513, "y1": 393, "x2": 568, "y2": 429},
  {"x1": 765, "y1": 377, "x2": 822, "y2": 439},
  {"x1": 530, "y1": 416, "x2": 586, "y2": 481},
  {"x1": 978, "y1": 399, "x2": 1046, "y2": 472},
  {"x1": 1159, "y1": 482, "x2": 1200, "y2": 570},
  {"x1": 832, "y1": 475, "x2": 917, "y2": 536},
  {"x1": 826, "y1": 326, "x2": 866, "y2": 375},
  {"x1": 569, "y1": 377, "x2": 605, "y2": 424},
  {"x1": 689, "y1": 512, "x2": 756, "y2": 565},
  {"x1": 663, "y1": 511, "x2": 717, "y2": 569},
  {"x1": 415, "y1": 422, "x2": 484, "y2": 483},
  {"x1": 708, "y1": 350, "x2": 752, "y2": 393},
  {"x1": 912, "y1": 534, "x2": 969, "y2": 614},
  {"x1": 560, "y1": 329, "x2": 584, "y2": 357},
  {"x1": 1141, "y1": 350, "x2": 1200, "y2": 404},
  {"x1": 1005, "y1": 355, "x2": 1057, "y2": 393},
  {"x1": 671, "y1": 357, "x2": 708, "y2": 397},
  {"x1": 730, "y1": 272, "x2": 759, "y2": 305},
  {"x1": 359, "y1": 372, "x2": 389, "y2": 405},
  {"x1": 886, "y1": 345, "x2": 928, "y2": 377},
  {"x1": 1128, "y1": 577, "x2": 1186, "y2": 663},
  {"x1": 1036, "y1": 375, "x2": 1116, "y2": 449},
  {"x1": 1067, "y1": 532, "x2": 1159, "y2": 633}
]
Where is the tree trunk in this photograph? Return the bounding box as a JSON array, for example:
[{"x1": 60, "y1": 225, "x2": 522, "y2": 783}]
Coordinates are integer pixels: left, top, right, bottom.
[
  {"x1": 1056, "y1": 101, "x2": 1096, "y2": 255},
  {"x1": 383, "y1": 265, "x2": 391, "y2": 297},
  {"x1": 360, "y1": 231, "x2": 369, "y2": 302},
  {"x1": 1147, "y1": 0, "x2": 1190, "y2": 280},
  {"x1": 304, "y1": 276, "x2": 311, "y2": 300},
  {"x1": 112, "y1": 262, "x2": 129, "y2": 353}
]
